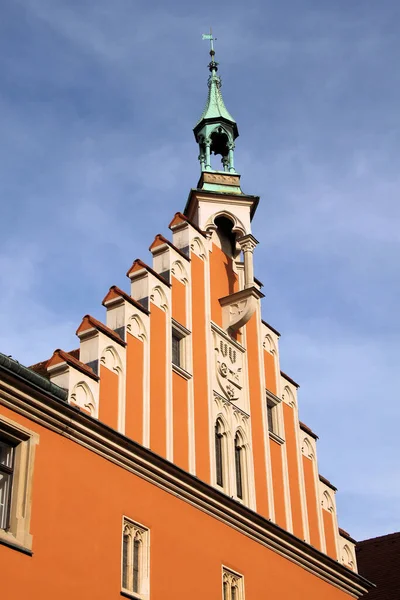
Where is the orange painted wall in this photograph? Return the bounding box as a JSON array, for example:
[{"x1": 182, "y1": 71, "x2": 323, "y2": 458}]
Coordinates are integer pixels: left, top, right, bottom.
[
  {"x1": 172, "y1": 276, "x2": 186, "y2": 327},
  {"x1": 150, "y1": 304, "x2": 167, "y2": 457},
  {"x1": 269, "y1": 439, "x2": 287, "y2": 528},
  {"x1": 191, "y1": 254, "x2": 210, "y2": 482},
  {"x1": 125, "y1": 333, "x2": 144, "y2": 444},
  {"x1": 283, "y1": 403, "x2": 304, "y2": 539},
  {"x1": 172, "y1": 372, "x2": 189, "y2": 471},
  {"x1": 246, "y1": 314, "x2": 269, "y2": 518},
  {"x1": 210, "y1": 244, "x2": 238, "y2": 327},
  {"x1": 263, "y1": 350, "x2": 277, "y2": 395},
  {"x1": 303, "y1": 456, "x2": 321, "y2": 550},
  {"x1": 0, "y1": 404, "x2": 352, "y2": 600},
  {"x1": 99, "y1": 365, "x2": 119, "y2": 430},
  {"x1": 323, "y1": 509, "x2": 338, "y2": 559}
]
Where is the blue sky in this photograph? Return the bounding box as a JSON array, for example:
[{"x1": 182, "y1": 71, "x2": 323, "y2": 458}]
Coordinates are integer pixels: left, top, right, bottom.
[{"x1": 1, "y1": 0, "x2": 399, "y2": 541}]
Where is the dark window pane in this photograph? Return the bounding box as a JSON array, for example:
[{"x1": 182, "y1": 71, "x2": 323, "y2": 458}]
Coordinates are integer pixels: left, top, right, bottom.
[
  {"x1": 0, "y1": 441, "x2": 14, "y2": 470},
  {"x1": 0, "y1": 439, "x2": 14, "y2": 530},
  {"x1": 267, "y1": 403, "x2": 274, "y2": 433},
  {"x1": 215, "y1": 422, "x2": 223, "y2": 487},
  {"x1": 235, "y1": 435, "x2": 243, "y2": 499},
  {"x1": 172, "y1": 333, "x2": 181, "y2": 366},
  {"x1": 133, "y1": 539, "x2": 140, "y2": 593},
  {"x1": 231, "y1": 585, "x2": 237, "y2": 600},
  {"x1": 122, "y1": 533, "x2": 129, "y2": 589}
]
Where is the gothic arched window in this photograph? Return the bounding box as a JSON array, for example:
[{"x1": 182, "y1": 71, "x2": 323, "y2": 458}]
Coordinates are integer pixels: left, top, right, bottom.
[
  {"x1": 223, "y1": 568, "x2": 244, "y2": 600},
  {"x1": 234, "y1": 433, "x2": 243, "y2": 499},
  {"x1": 215, "y1": 419, "x2": 225, "y2": 487},
  {"x1": 122, "y1": 518, "x2": 149, "y2": 598}
]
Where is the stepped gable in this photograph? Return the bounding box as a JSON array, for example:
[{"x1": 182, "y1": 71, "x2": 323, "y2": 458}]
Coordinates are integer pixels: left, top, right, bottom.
[
  {"x1": 149, "y1": 234, "x2": 191, "y2": 262},
  {"x1": 300, "y1": 421, "x2": 319, "y2": 440},
  {"x1": 47, "y1": 348, "x2": 99, "y2": 381},
  {"x1": 126, "y1": 258, "x2": 172, "y2": 286},
  {"x1": 102, "y1": 285, "x2": 149, "y2": 314},
  {"x1": 76, "y1": 315, "x2": 126, "y2": 347}
]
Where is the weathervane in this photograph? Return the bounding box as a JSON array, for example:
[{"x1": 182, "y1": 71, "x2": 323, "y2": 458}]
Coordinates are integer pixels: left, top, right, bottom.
[{"x1": 202, "y1": 28, "x2": 218, "y2": 70}]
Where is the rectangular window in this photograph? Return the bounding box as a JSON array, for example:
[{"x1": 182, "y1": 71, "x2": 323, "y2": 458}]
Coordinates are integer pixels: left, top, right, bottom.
[
  {"x1": 266, "y1": 390, "x2": 283, "y2": 440},
  {"x1": 267, "y1": 401, "x2": 275, "y2": 433},
  {"x1": 172, "y1": 331, "x2": 181, "y2": 367},
  {"x1": 222, "y1": 568, "x2": 244, "y2": 600},
  {"x1": 0, "y1": 417, "x2": 38, "y2": 551},
  {"x1": 171, "y1": 319, "x2": 191, "y2": 377},
  {"x1": 122, "y1": 517, "x2": 149, "y2": 599},
  {"x1": 0, "y1": 438, "x2": 15, "y2": 530}
]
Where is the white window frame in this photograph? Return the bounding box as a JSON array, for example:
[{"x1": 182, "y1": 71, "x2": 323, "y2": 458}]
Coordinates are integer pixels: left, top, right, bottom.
[
  {"x1": 0, "y1": 414, "x2": 39, "y2": 551},
  {"x1": 266, "y1": 390, "x2": 284, "y2": 443},
  {"x1": 121, "y1": 517, "x2": 150, "y2": 600},
  {"x1": 171, "y1": 319, "x2": 191, "y2": 379},
  {"x1": 222, "y1": 566, "x2": 245, "y2": 600}
]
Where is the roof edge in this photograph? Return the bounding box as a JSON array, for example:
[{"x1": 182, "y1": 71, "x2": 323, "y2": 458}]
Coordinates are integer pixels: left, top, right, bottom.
[{"x1": 0, "y1": 352, "x2": 67, "y2": 402}]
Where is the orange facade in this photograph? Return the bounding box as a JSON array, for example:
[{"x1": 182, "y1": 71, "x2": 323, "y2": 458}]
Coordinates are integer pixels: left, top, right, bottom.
[
  {"x1": 0, "y1": 397, "x2": 365, "y2": 600},
  {"x1": 0, "y1": 112, "x2": 371, "y2": 597}
]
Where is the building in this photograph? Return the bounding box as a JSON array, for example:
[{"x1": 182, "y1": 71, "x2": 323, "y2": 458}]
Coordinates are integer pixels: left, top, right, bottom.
[
  {"x1": 356, "y1": 532, "x2": 400, "y2": 599},
  {"x1": 0, "y1": 42, "x2": 374, "y2": 599}
]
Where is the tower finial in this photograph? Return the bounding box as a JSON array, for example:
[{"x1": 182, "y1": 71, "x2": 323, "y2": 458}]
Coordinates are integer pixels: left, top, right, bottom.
[
  {"x1": 202, "y1": 28, "x2": 218, "y2": 72},
  {"x1": 195, "y1": 31, "x2": 239, "y2": 174}
]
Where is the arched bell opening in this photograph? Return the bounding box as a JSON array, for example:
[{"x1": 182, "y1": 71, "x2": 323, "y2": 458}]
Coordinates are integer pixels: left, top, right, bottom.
[
  {"x1": 210, "y1": 128, "x2": 230, "y2": 171},
  {"x1": 197, "y1": 128, "x2": 236, "y2": 173},
  {"x1": 214, "y1": 215, "x2": 238, "y2": 258}
]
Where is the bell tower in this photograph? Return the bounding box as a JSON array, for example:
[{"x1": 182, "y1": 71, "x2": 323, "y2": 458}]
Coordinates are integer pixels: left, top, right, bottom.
[
  {"x1": 183, "y1": 33, "x2": 262, "y2": 335},
  {"x1": 193, "y1": 34, "x2": 238, "y2": 174}
]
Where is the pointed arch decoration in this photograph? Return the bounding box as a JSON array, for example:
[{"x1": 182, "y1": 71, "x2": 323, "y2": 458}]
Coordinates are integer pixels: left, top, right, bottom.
[
  {"x1": 171, "y1": 260, "x2": 189, "y2": 285},
  {"x1": 301, "y1": 437, "x2": 314, "y2": 460},
  {"x1": 341, "y1": 544, "x2": 355, "y2": 570},
  {"x1": 70, "y1": 381, "x2": 96, "y2": 416},
  {"x1": 263, "y1": 333, "x2": 277, "y2": 356},
  {"x1": 100, "y1": 345, "x2": 123, "y2": 375},
  {"x1": 282, "y1": 385, "x2": 296, "y2": 408},
  {"x1": 322, "y1": 490, "x2": 335, "y2": 513},
  {"x1": 150, "y1": 285, "x2": 169, "y2": 311},
  {"x1": 190, "y1": 236, "x2": 207, "y2": 260},
  {"x1": 127, "y1": 313, "x2": 147, "y2": 341}
]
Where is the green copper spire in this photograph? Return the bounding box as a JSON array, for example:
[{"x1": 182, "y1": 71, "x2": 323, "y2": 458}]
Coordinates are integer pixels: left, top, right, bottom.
[{"x1": 194, "y1": 32, "x2": 239, "y2": 173}]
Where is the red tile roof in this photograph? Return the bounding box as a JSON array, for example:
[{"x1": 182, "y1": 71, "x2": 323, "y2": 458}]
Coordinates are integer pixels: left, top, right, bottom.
[
  {"x1": 319, "y1": 474, "x2": 337, "y2": 492},
  {"x1": 356, "y1": 532, "x2": 400, "y2": 599},
  {"x1": 168, "y1": 212, "x2": 207, "y2": 237},
  {"x1": 339, "y1": 527, "x2": 356, "y2": 544},
  {"x1": 30, "y1": 349, "x2": 80, "y2": 379},
  {"x1": 149, "y1": 234, "x2": 190, "y2": 262},
  {"x1": 299, "y1": 421, "x2": 319, "y2": 440},
  {"x1": 29, "y1": 359, "x2": 49, "y2": 378},
  {"x1": 76, "y1": 315, "x2": 126, "y2": 347},
  {"x1": 126, "y1": 259, "x2": 171, "y2": 287},
  {"x1": 47, "y1": 349, "x2": 99, "y2": 381},
  {"x1": 102, "y1": 285, "x2": 149, "y2": 315},
  {"x1": 281, "y1": 370, "x2": 300, "y2": 388},
  {"x1": 261, "y1": 319, "x2": 281, "y2": 337}
]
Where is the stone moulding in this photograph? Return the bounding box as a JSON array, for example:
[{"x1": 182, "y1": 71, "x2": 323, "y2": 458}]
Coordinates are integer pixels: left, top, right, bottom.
[{"x1": 219, "y1": 287, "x2": 264, "y2": 333}]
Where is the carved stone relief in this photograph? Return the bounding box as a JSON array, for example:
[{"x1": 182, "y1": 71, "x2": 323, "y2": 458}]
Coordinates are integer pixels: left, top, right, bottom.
[{"x1": 214, "y1": 331, "x2": 243, "y2": 403}]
